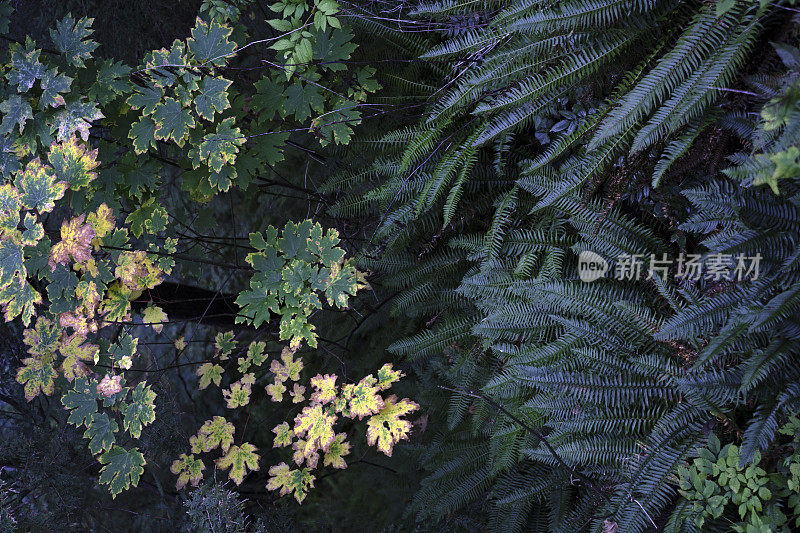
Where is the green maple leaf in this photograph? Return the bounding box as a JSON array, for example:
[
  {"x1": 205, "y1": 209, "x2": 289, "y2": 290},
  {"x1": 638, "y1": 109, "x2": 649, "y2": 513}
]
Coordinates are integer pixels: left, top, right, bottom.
[
  {"x1": 21, "y1": 211, "x2": 44, "y2": 246},
  {"x1": 323, "y1": 433, "x2": 350, "y2": 469},
  {"x1": 0, "y1": 239, "x2": 25, "y2": 286},
  {"x1": 62, "y1": 378, "x2": 99, "y2": 426},
  {"x1": 214, "y1": 331, "x2": 237, "y2": 357},
  {"x1": 0, "y1": 273, "x2": 40, "y2": 325},
  {"x1": 325, "y1": 262, "x2": 359, "y2": 308},
  {"x1": 0, "y1": 95, "x2": 33, "y2": 134},
  {"x1": 8, "y1": 41, "x2": 45, "y2": 92},
  {"x1": 215, "y1": 442, "x2": 259, "y2": 485},
  {"x1": 15, "y1": 353, "x2": 56, "y2": 401},
  {"x1": 0, "y1": 137, "x2": 21, "y2": 178},
  {"x1": 279, "y1": 314, "x2": 317, "y2": 349},
  {"x1": 53, "y1": 98, "x2": 104, "y2": 141},
  {"x1": 314, "y1": 100, "x2": 360, "y2": 146},
  {"x1": 306, "y1": 225, "x2": 345, "y2": 267},
  {"x1": 85, "y1": 412, "x2": 118, "y2": 455},
  {"x1": 98, "y1": 445, "x2": 146, "y2": 498},
  {"x1": 250, "y1": 77, "x2": 285, "y2": 117},
  {"x1": 208, "y1": 165, "x2": 236, "y2": 192},
  {"x1": 127, "y1": 86, "x2": 164, "y2": 115},
  {"x1": 194, "y1": 77, "x2": 232, "y2": 121},
  {"x1": 281, "y1": 83, "x2": 324, "y2": 123},
  {"x1": 170, "y1": 453, "x2": 204, "y2": 490},
  {"x1": 366, "y1": 395, "x2": 420, "y2": 457},
  {"x1": 293, "y1": 403, "x2": 337, "y2": 458},
  {"x1": 0, "y1": 182, "x2": 20, "y2": 234},
  {"x1": 266, "y1": 462, "x2": 315, "y2": 503},
  {"x1": 15, "y1": 158, "x2": 67, "y2": 213},
  {"x1": 193, "y1": 117, "x2": 244, "y2": 173},
  {"x1": 99, "y1": 281, "x2": 132, "y2": 323},
  {"x1": 39, "y1": 68, "x2": 72, "y2": 108},
  {"x1": 197, "y1": 416, "x2": 235, "y2": 452},
  {"x1": 196, "y1": 362, "x2": 224, "y2": 389},
  {"x1": 187, "y1": 17, "x2": 237, "y2": 65},
  {"x1": 125, "y1": 197, "x2": 168, "y2": 237},
  {"x1": 765, "y1": 146, "x2": 800, "y2": 195},
  {"x1": 22, "y1": 316, "x2": 61, "y2": 357},
  {"x1": 89, "y1": 60, "x2": 131, "y2": 105},
  {"x1": 48, "y1": 136, "x2": 99, "y2": 190},
  {"x1": 312, "y1": 28, "x2": 356, "y2": 70},
  {"x1": 272, "y1": 421, "x2": 294, "y2": 448},
  {"x1": 152, "y1": 97, "x2": 195, "y2": 146},
  {"x1": 121, "y1": 382, "x2": 156, "y2": 438},
  {"x1": 50, "y1": 14, "x2": 99, "y2": 67},
  {"x1": 0, "y1": 2, "x2": 12, "y2": 34},
  {"x1": 238, "y1": 340, "x2": 267, "y2": 373}
]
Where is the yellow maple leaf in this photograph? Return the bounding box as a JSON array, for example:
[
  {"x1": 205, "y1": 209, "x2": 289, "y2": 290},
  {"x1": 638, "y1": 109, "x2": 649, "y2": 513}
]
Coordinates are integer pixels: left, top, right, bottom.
[
  {"x1": 142, "y1": 304, "x2": 168, "y2": 333},
  {"x1": 293, "y1": 403, "x2": 337, "y2": 458},
  {"x1": 266, "y1": 462, "x2": 315, "y2": 503},
  {"x1": 309, "y1": 373, "x2": 337, "y2": 405},
  {"x1": 215, "y1": 442, "x2": 259, "y2": 485},
  {"x1": 49, "y1": 214, "x2": 96, "y2": 270},
  {"x1": 323, "y1": 433, "x2": 350, "y2": 469},
  {"x1": 366, "y1": 395, "x2": 420, "y2": 457}
]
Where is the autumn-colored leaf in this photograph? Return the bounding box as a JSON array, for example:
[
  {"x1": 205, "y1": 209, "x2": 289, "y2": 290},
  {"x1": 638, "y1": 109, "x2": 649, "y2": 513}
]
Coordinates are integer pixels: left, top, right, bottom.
[
  {"x1": 97, "y1": 374, "x2": 123, "y2": 397},
  {"x1": 122, "y1": 382, "x2": 156, "y2": 438},
  {"x1": 99, "y1": 281, "x2": 132, "y2": 323},
  {"x1": 197, "y1": 416, "x2": 235, "y2": 453},
  {"x1": 309, "y1": 373, "x2": 337, "y2": 405},
  {"x1": 366, "y1": 395, "x2": 419, "y2": 457},
  {"x1": 0, "y1": 274, "x2": 41, "y2": 326},
  {"x1": 323, "y1": 433, "x2": 350, "y2": 469},
  {"x1": 86, "y1": 203, "x2": 115, "y2": 238},
  {"x1": 170, "y1": 453, "x2": 205, "y2": 490},
  {"x1": 292, "y1": 439, "x2": 319, "y2": 469},
  {"x1": 15, "y1": 158, "x2": 66, "y2": 213},
  {"x1": 266, "y1": 379, "x2": 286, "y2": 402},
  {"x1": 344, "y1": 375, "x2": 384, "y2": 419},
  {"x1": 375, "y1": 363, "x2": 403, "y2": 391},
  {"x1": 272, "y1": 421, "x2": 294, "y2": 448},
  {"x1": 47, "y1": 136, "x2": 98, "y2": 190},
  {"x1": 267, "y1": 462, "x2": 315, "y2": 503},
  {"x1": 114, "y1": 250, "x2": 162, "y2": 291},
  {"x1": 223, "y1": 381, "x2": 251, "y2": 409},
  {"x1": 49, "y1": 214, "x2": 95, "y2": 270},
  {"x1": 215, "y1": 442, "x2": 259, "y2": 485},
  {"x1": 293, "y1": 403, "x2": 337, "y2": 458},
  {"x1": 60, "y1": 332, "x2": 98, "y2": 381},
  {"x1": 16, "y1": 352, "x2": 57, "y2": 401},
  {"x1": 142, "y1": 304, "x2": 167, "y2": 332},
  {"x1": 271, "y1": 347, "x2": 303, "y2": 382},
  {"x1": 196, "y1": 362, "x2": 224, "y2": 389},
  {"x1": 23, "y1": 316, "x2": 61, "y2": 357},
  {"x1": 290, "y1": 383, "x2": 305, "y2": 404}
]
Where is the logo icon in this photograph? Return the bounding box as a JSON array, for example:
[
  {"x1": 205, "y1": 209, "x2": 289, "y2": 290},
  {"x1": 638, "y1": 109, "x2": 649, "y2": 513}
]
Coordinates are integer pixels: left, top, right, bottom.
[{"x1": 578, "y1": 251, "x2": 608, "y2": 282}]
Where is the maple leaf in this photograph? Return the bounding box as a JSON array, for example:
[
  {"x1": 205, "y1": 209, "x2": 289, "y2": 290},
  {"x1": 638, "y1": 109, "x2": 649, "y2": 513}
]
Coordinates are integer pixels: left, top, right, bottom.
[
  {"x1": 170, "y1": 453, "x2": 205, "y2": 490},
  {"x1": 193, "y1": 117, "x2": 244, "y2": 173},
  {"x1": 376, "y1": 363, "x2": 403, "y2": 391},
  {"x1": 89, "y1": 59, "x2": 131, "y2": 105},
  {"x1": 152, "y1": 97, "x2": 195, "y2": 146},
  {"x1": 98, "y1": 445, "x2": 146, "y2": 498},
  {"x1": 60, "y1": 332, "x2": 98, "y2": 381},
  {"x1": 290, "y1": 383, "x2": 306, "y2": 404},
  {"x1": 86, "y1": 203, "x2": 115, "y2": 238},
  {"x1": 50, "y1": 14, "x2": 98, "y2": 67},
  {"x1": 273, "y1": 422, "x2": 294, "y2": 448},
  {"x1": 99, "y1": 281, "x2": 132, "y2": 323},
  {"x1": 62, "y1": 378, "x2": 99, "y2": 427},
  {"x1": 114, "y1": 250, "x2": 163, "y2": 290},
  {"x1": 125, "y1": 197, "x2": 168, "y2": 237},
  {"x1": 16, "y1": 352, "x2": 56, "y2": 401},
  {"x1": 366, "y1": 395, "x2": 420, "y2": 457},
  {"x1": 23, "y1": 316, "x2": 61, "y2": 357},
  {"x1": 97, "y1": 375, "x2": 123, "y2": 397},
  {"x1": 324, "y1": 262, "x2": 360, "y2": 308},
  {"x1": 47, "y1": 136, "x2": 98, "y2": 190},
  {"x1": 197, "y1": 416, "x2": 235, "y2": 452},
  {"x1": 0, "y1": 183, "x2": 20, "y2": 236},
  {"x1": 293, "y1": 403, "x2": 337, "y2": 458},
  {"x1": 323, "y1": 433, "x2": 350, "y2": 469},
  {"x1": 15, "y1": 158, "x2": 66, "y2": 213},
  {"x1": 271, "y1": 346, "x2": 303, "y2": 382},
  {"x1": 8, "y1": 40, "x2": 45, "y2": 92},
  {"x1": 110, "y1": 332, "x2": 138, "y2": 370},
  {"x1": 142, "y1": 304, "x2": 168, "y2": 332},
  {"x1": 196, "y1": 362, "x2": 224, "y2": 389},
  {"x1": 194, "y1": 77, "x2": 232, "y2": 121},
  {"x1": 21, "y1": 212, "x2": 44, "y2": 246},
  {"x1": 187, "y1": 17, "x2": 237, "y2": 65},
  {"x1": 214, "y1": 331, "x2": 237, "y2": 358},
  {"x1": 215, "y1": 442, "x2": 259, "y2": 485},
  {"x1": 309, "y1": 374, "x2": 337, "y2": 405},
  {"x1": 292, "y1": 439, "x2": 319, "y2": 469},
  {"x1": 85, "y1": 412, "x2": 118, "y2": 454},
  {"x1": 266, "y1": 379, "x2": 287, "y2": 402},
  {"x1": 39, "y1": 68, "x2": 72, "y2": 108},
  {"x1": 0, "y1": 95, "x2": 33, "y2": 134},
  {"x1": 345, "y1": 376, "x2": 384, "y2": 419},
  {"x1": 53, "y1": 98, "x2": 103, "y2": 141},
  {"x1": 266, "y1": 462, "x2": 315, "y2": 504},
  {"x1": 122, "y1": 382, "x2": 156, "y2": 438},
  {"x1": 237, "y1": 340, "x2": 267, "y2": 373},
  {"x1": 306, "y1": 226, "x2": 345, "y2": 267},
  {"x1": 49, "y1": 214, "x2": 95, "y2": 270},
  {"x1": 0, "y1": 274, "x2": 41, "y2": 326},
  {"x1": 127, "y1": 85, "x2": 163, "y2": 115},
  {"x1": 280, "y1": 82, "x2": 324, "y2": 123},
  {"x1": 224, "y1": 381, "x2": 251, "y2": 409},
  {"x1": 175, "y1": 336, "x2": 187, "y2": 351},
  {"x1": 129, "y1": 116, "x2": 158, "y2": 154}
]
